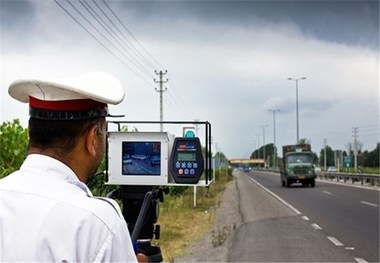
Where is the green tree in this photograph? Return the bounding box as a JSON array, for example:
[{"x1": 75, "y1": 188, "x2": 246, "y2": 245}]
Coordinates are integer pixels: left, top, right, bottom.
[
  {"x1": 363, "y1": 143, "x2": 379, "y2": 167},
  {"x1": 319, "y1": 145, "x2": 335, "y2": 168},
  {"x1": 215, "y1": 151, "x2": 228, "y2": 164},
  {"x1": 250, "y1": 143, "x2": 275, "y2": 166},
  {"x1": 0, "y1": 119, "x2": 29, "y2": 178},
  {"x1": 299, "y1": 138, "x2": 311, "y2": 144},
  {"x1": 312, "y1": 152, "x2": 319, "y2": 165},
  {"x1": 250, "y1": 143, "x2": 274, "y2": 159}
]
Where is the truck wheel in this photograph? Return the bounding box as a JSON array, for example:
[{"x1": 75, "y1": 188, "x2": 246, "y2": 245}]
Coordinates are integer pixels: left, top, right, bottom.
[
  {"x1": 286, "y1": 179, "x2": 291, "y2": 188},
  {"x1": 311, "y1": 179, "x2": 315, "y2": 187}
]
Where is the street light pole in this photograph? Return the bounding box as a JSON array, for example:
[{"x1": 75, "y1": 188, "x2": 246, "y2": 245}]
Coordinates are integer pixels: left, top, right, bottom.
[
  {"x1": 288, "y1": 77, "x2": 306, "y2": 144},
  {"x1": 260, "y1": 125, "x2": 268, "y2": 168},
  {"x1": 269, "y1": 109, "x2": 280, "y2": 168}
]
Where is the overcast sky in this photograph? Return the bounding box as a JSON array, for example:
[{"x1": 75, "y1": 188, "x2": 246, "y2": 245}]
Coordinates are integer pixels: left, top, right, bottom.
[{"x1": 0, "y1": 0, "x2": 379, "y2": 159}]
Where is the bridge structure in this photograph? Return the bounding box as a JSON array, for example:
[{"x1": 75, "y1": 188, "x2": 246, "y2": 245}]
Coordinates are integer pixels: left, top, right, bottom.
[{"x1": 229, "y1": 158, "x2": 265, "y2": 167}]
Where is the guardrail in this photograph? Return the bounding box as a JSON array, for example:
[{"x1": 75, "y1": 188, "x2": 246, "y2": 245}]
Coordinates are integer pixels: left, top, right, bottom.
[
  {"x1": 317, "y1": 172, "x2": 380, "y2": 187},
  {"x1": 255, "y1": 168, "x2": 380, "y2": 187}
]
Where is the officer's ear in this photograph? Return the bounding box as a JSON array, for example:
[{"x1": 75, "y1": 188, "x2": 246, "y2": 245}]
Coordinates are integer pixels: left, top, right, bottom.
[{"x1": 85, "y1": 125, "x2": 98, "y2": 157}]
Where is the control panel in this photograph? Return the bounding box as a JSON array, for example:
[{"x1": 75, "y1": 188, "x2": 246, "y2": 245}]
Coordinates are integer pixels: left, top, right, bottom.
[{"x1": 169, "y1": 137, "x2": 204, "y2": 184}]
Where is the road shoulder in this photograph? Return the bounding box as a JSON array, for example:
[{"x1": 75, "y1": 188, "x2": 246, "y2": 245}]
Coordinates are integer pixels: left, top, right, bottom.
[{"x1": 176, "y1": 176, "x2": 242, "y2": 262}]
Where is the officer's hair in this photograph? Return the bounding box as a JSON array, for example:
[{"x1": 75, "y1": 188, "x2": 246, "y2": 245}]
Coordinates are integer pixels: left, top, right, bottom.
[{"x1": 28, "y1": 117, "x2": 105, "y2": 156}]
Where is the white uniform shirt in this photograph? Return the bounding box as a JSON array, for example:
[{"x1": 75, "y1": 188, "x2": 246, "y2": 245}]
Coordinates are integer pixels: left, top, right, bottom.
[{"x1": 0, "y1": 154, "x2": 137, "y2": 262}]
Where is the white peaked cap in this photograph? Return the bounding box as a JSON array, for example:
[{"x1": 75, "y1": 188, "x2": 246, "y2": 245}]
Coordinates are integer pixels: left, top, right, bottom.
[{"x1": 8, "y1": 71, "x2": 125, "y2": 105}]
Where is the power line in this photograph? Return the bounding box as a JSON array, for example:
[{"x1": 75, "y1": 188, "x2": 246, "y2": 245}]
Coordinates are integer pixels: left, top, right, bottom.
[
  {"x1": 92, "y1": 0, "x2": 158, "y2": 72},
  {"x1": 101, "y1": 0, "x2": 165, "y2": 70},
  {"x1": 54, "y1": 0, "x2": 195, "y2": 120},
  {"x1": 166, "y1": 89, "x2": 192, "y2": 119},
  {"x1": 166, "y1": 72, "x2": 194, "y2": 117},
  {"x1": 53, "y1": 0, "x2": 155, "y2": 88},
  {"x1": 78, "y1": 0, "x2": 154, "y2": 78}
]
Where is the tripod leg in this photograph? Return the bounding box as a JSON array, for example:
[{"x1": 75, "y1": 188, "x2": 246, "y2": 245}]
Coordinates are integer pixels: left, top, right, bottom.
[{"x1": 131, "y1": 191, "x2": 153, "y2": 243}]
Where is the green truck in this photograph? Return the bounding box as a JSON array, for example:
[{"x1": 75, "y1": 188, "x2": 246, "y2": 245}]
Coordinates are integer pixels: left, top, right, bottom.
[{"x1": 279, "y1": 144, "x2": 316, "y2": 187}]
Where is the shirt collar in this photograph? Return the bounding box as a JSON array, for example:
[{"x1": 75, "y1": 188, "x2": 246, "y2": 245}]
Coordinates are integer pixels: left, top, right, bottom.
[{"x1": 21, "y1": 154, "x2": 93, "y2": 196}]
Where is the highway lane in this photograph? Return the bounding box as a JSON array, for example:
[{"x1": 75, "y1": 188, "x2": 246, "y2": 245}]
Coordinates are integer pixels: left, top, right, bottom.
[
  {"x1": 229, "y1": 171, "x2": 357, "y2": 262},
  {"x1": 248, "y1": 170, "x2": 380, "y2": 262}
]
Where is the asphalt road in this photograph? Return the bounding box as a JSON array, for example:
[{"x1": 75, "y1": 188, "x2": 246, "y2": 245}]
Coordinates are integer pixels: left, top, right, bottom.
[{"x1": 230, "y1": 170, "x2": 379, "y2": 262}]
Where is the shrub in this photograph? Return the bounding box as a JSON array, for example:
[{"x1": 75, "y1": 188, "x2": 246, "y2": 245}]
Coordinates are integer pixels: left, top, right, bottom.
[{"x1": 0, "y1": 119, "x2": 29, "y2": 178}]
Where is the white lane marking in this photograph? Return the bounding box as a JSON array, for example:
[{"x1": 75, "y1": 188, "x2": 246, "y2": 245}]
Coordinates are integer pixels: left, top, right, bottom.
[
  {"x1": 323, "y1": 190, "x2": 332, "y2": 195},
  {"x1": 317, "y1": 178, "x2": 380, "y2": 191},
  {"x1": 345, "y1": 247, "x2": 355, "y2": 250},
  {"x1": 327, "y1": 236, "x2": 344, "y2": 246},
  {"x1": 355, "y1": 258, "x2": 368, "y2": 263},
  {"x1": 301, "y1": 216, "x2": 309, "y2": 221},
  {"x1": 360, "y1": 201, "x2": 378, "y2": 207},
  {"x1": 311, "y1": 223, "x2": 322, "y2": 230},
  {"x1": 260, "y1": 170, "x2": 380, "y2": 191},
  {"x1": 248, "y1": 177, "x2": 302, "y2": 215}
]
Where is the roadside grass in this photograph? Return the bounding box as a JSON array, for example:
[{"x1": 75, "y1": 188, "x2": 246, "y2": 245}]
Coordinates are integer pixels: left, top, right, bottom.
[
  {"x1": 155, "y1": 169, "x2": 233, "y2": 262},
  {"x1": 362, "y1": 167, "x2": 380, "y2": 174},
  {"x1": 340, "y1": 166, "x2": 380, "y2": 174}
]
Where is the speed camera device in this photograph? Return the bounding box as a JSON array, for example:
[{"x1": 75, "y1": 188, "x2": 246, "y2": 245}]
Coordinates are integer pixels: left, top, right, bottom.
[
  {"x1": 105, "y1": 121, "x2": 211, "y2": 262},
  {"x1": 169, "y1": 137, "x2": 204, "y2": 184},
  {"x1": 106, "y1": 128, "x2": 209, "y2": 186}
]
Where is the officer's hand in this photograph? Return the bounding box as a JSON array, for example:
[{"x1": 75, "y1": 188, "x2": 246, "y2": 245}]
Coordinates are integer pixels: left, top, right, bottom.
[{"x1": 137, "y1": 253, "x2": 148, "y2": 263}]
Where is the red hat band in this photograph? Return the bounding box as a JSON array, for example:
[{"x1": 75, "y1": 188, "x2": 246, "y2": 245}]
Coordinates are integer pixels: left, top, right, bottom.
[
  {"x1": 29, "y1": 96, "x2": 109, "y2": 120},
  {"x1": 29, "y1": 96, "x2": 107, "y2": 111}
]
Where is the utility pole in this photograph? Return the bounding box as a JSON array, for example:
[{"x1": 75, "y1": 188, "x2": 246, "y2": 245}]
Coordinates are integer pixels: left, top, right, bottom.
[
  {"x1": 323, "y1": 138, "x2": 327, "y2": 171},
  {"x1": 352, "y1": 127, "x2": 359, "y2": 170},
  {"x1": 154, "y1": 70, "x2": 168, "y2": 131}
]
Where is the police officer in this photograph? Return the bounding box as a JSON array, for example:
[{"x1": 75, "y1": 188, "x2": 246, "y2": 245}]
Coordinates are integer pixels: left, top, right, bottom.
[{"x1": 0, "y1": 72, "x2": 145, "y2": 262}]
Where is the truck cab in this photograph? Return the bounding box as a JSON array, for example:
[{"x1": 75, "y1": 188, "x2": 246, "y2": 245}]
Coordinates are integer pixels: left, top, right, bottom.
[{"x1": 280, "y1": 144, "x2": 316, "y2": 187}]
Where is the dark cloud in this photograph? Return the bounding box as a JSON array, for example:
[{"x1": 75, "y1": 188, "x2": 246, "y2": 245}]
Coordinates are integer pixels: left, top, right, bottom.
[
  {"x1": 1, "y1": 0, "x2": 378, "y2": 157},
  {"x1": 0, "y1": 0, "x2": 50, "y2": 50},
  {"x1": 112, "y1": 0, "x2": 379, "y2": 50},
  {"x1": 0, "y1": 0, "x2": 36, "y2": 32},
  {"x1": 1, "y1": 1, "x2": 377, "y2": 50}
]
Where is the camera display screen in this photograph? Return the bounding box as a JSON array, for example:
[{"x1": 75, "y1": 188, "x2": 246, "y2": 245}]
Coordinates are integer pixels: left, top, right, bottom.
[
  {"x1": 177, "y1": 152, "x2": 197, "y2": 162},
  {"x1": 122, "y1": 141, "x2": 161, "y2": 176}
]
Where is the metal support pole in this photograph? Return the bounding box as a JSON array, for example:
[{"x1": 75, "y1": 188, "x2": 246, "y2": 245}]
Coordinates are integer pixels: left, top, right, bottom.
[
  {"x1": 288, "y1": 77, "x2": 306, "y2": 144},
  {"x1": 154, "y1": 70, "x2": 168, "y2": 132},
  {"x1": 269, "y1": 109, "x2": 280, "y2": 168},
  {"x1": 260, "y1": 125, "x2": 268, "y2": 168}
]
